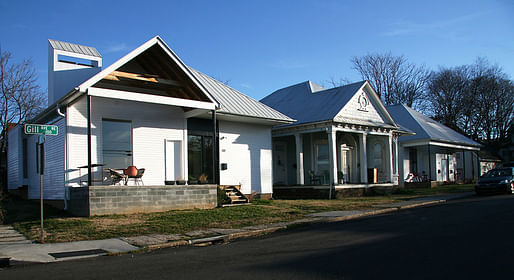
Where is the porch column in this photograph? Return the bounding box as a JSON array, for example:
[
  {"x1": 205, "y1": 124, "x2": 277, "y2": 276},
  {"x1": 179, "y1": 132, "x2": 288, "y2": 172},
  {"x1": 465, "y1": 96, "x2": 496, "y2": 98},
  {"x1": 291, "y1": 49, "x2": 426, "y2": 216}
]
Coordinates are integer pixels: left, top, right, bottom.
[
  {"x1": 328, "y1": 129, "x2": 338, "y2": 185},
  {"x1": 387, "y1": 134, "x2": 393, "y2": 183},
  {"x1": 183, "y1": 119, "x2": 188, "y2": 182},
  {"x1": 212, "y1": 110, "x2": 218, "y2": 184},
  {"x1": 358, "y1": 133, "x2": 368, "y2": 183},
  {"x1": 86, "y1": 94, "x2": 92, "y2": 186},
  {"x1": 394, "y1": 135, "x2": 399, "y2": 185},
  {"x1": 295, "y1": 133, "x2": 304, "y2": 185}
]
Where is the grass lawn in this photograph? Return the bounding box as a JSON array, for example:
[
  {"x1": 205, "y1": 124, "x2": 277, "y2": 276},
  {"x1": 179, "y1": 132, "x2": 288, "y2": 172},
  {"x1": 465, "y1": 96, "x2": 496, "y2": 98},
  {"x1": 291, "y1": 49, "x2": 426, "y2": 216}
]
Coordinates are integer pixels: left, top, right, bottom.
[{"x1": 0, "y1": 184, "x2": 474, "y2": 243}]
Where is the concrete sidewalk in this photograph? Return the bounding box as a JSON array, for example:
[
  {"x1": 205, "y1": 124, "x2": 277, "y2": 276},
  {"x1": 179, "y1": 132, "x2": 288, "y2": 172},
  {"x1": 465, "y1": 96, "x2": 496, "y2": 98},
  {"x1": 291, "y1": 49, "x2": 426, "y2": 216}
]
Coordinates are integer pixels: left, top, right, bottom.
[{"x1": 0, "y1": 192, "x2": 474, "y2": 266}]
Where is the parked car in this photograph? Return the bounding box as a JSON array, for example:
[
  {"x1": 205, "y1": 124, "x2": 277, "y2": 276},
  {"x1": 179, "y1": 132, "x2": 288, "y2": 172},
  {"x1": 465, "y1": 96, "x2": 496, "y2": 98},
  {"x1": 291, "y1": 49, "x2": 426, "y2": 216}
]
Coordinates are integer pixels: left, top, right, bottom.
[{"x1": 475, "y1": 167, "x2": 514, "y2": 195}]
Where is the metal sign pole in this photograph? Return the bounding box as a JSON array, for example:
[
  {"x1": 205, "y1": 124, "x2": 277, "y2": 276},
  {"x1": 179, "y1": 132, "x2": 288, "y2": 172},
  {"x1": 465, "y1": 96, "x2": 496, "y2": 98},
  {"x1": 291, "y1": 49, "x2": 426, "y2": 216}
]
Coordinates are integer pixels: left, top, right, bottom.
[
  {"x1": 39, "y1": 135, "x2": 45, "y2": 244},
  {"x1": 23, "y1": 124, "x2": 57, "y2": 244}
]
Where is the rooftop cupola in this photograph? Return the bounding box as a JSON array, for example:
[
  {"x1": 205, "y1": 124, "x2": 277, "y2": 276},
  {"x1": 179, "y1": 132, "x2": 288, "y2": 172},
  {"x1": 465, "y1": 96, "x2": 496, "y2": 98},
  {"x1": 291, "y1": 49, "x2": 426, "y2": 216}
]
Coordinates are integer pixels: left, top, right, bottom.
[{"x1": 48, "y1": 39, "x2": 102, "y2": 105}]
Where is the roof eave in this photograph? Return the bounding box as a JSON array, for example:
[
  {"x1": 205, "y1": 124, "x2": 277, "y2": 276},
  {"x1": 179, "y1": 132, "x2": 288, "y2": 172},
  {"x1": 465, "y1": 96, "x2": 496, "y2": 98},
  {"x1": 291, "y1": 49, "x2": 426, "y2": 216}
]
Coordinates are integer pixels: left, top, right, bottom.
[{"x1": 216, "y1": 111, "x2": 295, "y2": 124}]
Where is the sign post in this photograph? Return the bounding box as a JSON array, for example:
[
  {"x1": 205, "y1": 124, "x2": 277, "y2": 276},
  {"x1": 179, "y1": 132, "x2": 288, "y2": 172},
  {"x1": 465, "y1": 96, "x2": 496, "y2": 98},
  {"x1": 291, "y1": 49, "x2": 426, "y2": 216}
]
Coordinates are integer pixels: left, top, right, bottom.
[
  {"x1": 38, "y1": 135, "x2": 45, "y2": 244},
  {"x1": 24, "y1": 124, "x2": 58, "y2": 244}
]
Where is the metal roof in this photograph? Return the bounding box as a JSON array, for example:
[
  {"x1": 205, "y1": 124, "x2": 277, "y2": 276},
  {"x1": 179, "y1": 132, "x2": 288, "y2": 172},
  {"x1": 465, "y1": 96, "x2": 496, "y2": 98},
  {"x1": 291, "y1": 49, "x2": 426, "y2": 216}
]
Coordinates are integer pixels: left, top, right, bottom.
[
  {"x1": 387, "y1": 104, "x2": 481, "y2": 147},
  {"x1": 46, "y1": 36, "x2": 291, "y2": 123},
  {"x1": 260, "y1": 80, "x2": 367, "y2": 125},
  {"x1": 187, "y1": 67, "x2": 294, "y2": 122},
  {"x1": 49, "y1": 39, "x2": 101, "y2": 57}
]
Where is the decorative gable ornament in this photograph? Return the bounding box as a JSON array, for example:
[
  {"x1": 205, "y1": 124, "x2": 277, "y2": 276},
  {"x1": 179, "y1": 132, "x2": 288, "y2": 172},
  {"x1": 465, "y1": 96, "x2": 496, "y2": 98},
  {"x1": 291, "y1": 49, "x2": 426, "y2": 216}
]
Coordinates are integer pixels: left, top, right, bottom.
[{"x1": 357, "y1": 91, "x2": 369, "y2": 112}]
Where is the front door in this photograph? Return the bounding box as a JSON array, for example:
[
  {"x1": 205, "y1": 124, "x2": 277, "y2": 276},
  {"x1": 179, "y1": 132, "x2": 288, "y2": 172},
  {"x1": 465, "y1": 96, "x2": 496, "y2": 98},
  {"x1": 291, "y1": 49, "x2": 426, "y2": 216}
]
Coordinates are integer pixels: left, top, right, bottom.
[
  {"x1": 339, "y1": 145, "x2": 352, "y2": 184},
  {"x1": 273, "y1": 142, "x2": 287, "y2": 185},
  {"x1": 441, "y1": 158, "x2": 449, "y2": 181},
  {"x1": 165, "y1": 140, "x2": 182, "y2": 181}
]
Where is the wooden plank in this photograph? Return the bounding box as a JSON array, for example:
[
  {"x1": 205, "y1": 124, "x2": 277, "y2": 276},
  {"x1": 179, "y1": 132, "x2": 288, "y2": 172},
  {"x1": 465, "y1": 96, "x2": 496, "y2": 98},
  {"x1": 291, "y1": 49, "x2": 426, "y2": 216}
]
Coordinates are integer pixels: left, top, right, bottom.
[{"x1": 105, "y1": 71, "x2": 182, "y2": 87}]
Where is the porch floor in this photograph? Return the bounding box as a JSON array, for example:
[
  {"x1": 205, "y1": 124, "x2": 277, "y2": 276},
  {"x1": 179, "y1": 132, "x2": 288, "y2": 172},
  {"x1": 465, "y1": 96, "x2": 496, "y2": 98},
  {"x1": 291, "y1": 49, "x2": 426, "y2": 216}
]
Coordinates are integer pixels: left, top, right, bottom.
[{"x1": 274, "y1": 183, "x2": 394, "y2": 189}]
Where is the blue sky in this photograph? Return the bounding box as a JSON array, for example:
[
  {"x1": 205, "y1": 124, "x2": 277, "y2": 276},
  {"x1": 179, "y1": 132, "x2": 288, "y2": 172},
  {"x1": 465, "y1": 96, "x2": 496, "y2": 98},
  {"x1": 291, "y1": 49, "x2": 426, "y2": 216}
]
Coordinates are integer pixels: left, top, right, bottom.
[{"x1": 1, "y1": 0, "x2": 513, "y2": 101}]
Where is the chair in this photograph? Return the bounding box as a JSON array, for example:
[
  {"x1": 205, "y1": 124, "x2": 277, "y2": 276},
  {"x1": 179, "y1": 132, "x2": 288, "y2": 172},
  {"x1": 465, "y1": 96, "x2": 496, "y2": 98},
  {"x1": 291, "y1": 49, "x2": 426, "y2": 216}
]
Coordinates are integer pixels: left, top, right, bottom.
[
  {"x1": 108, "y1": 169, "x2": 127, "y2": 185},
  {"x1": 127, "y1": 168, "x2": 145, "y2": 185},
  {"x1": 309, "y1": 170, "x2": 322, "y2": 185}
]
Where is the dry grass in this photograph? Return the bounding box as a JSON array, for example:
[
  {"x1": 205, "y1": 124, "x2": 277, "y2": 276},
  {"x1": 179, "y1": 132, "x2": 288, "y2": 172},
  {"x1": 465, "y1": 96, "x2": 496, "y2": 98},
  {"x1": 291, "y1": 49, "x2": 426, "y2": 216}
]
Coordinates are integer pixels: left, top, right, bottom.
[{"x1": 3, "y1": 184, "x2": 474, "y2": 243}]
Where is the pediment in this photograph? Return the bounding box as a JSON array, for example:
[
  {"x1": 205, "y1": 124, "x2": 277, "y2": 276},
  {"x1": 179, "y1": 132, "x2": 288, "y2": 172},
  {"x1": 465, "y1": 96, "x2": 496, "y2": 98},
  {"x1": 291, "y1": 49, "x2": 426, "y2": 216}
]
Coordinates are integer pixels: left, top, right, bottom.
[{"x1": 334, "y1": 86, "x2": 393, "y2": 126}]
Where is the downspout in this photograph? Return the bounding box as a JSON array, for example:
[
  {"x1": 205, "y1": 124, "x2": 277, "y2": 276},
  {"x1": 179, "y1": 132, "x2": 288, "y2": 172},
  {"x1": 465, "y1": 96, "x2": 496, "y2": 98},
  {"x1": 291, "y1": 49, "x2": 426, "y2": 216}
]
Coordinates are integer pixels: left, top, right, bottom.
[
  {"x1": 427, "y1": 144, "x2": 431, "y2": 182},
  {"x1": 212, "y1": 109, "x2": 217, "y2": 184},
  {"x1": 55, "y1": 104, "x2": 70, "y2": 210}
]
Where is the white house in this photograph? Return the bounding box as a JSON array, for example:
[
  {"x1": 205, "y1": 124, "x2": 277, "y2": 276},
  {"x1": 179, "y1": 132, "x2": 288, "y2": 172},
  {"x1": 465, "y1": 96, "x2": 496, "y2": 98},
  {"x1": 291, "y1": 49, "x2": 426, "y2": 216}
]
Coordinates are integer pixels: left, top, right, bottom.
[
  {"x1": 261, "y1": 81, "x2": 406, "y2": 197},
  {"x1": 387, "y1": 104, "x2": 481, "y2": 185},
  {"x1": 7, "y1": 36, "x2": 292, "y2": 214}
]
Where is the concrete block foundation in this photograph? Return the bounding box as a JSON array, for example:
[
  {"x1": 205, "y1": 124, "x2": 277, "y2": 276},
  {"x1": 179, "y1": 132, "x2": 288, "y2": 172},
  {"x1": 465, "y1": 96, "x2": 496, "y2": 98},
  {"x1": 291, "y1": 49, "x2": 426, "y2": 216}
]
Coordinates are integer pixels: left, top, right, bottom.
[{"x1": 68, "y1": 185, "x2": 217, "y2": 216}]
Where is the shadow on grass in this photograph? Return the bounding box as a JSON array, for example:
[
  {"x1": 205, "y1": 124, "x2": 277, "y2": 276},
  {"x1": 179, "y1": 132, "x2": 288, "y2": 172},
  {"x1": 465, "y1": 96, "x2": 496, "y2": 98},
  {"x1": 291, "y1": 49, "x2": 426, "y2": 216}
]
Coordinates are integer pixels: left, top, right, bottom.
[{"x1": 0, "y1": 193, "x2": 69, "y2": 225}]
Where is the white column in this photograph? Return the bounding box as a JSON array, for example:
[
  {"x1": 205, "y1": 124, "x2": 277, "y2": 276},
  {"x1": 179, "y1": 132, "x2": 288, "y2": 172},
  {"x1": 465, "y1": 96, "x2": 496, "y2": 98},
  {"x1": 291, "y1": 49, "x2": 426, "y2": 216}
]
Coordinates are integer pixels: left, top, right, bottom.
[
  {"x1": 394, "y1": 135, "x2": 399, "y2": 184},
  {"x1": 387, "y1": 134, "x2": 393, "y2": 183},
  {"x1": 328, "y1": 129, "x2": 338, "y2": 185},
  {"x1": 295, "y1": 133, "x2": 304, "y2": 185},
  {"x1": 359, "y1": 133, "x2": 368, "y2": 183},
  {"x1": 183, "y1": 119, "x2": 188, "y2": 182}
]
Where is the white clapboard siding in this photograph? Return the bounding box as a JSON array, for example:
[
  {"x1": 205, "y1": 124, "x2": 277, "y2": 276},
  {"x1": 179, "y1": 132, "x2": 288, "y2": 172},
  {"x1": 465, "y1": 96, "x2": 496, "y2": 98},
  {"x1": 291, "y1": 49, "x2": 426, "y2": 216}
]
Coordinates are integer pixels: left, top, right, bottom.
[
  {"x1": 22, "y1": 118, "x2": 66, "y2": 200},
  {"x1": 219, "y1": 121, "x2": 273, "y2": 195},
  {"x1": 42, "y1": 118, "x2": 66, "y2": 199},
  {"x1": 7, "y1": 126, "x2": 21, "y2": 190},
  {"x1": 67, "y1": 94, "x2": 186, "y2": 187}
]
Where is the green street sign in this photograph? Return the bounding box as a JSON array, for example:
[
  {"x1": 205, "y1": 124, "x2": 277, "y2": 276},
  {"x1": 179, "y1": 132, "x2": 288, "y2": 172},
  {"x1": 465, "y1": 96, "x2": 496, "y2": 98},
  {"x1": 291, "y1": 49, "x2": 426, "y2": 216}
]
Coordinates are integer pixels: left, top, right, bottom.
[{"x1": 24, "y1": 124, "x2": 58, "y2": 136}]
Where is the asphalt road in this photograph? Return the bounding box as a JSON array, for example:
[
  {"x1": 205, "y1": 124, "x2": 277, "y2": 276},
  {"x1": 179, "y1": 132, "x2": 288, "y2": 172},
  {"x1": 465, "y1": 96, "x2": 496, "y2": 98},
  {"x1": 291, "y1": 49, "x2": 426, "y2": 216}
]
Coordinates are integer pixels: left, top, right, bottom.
[{"x1": 3, "y1": 194, "x2": 514, "y2": 279}]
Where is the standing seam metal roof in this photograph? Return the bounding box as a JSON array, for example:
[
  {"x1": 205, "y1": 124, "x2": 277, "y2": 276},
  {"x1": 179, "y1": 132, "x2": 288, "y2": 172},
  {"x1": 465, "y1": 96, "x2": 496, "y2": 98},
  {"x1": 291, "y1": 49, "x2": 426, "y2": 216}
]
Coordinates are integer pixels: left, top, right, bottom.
[
  {"x1": 387, "y1": 104, "x2": 480, "y2": 147},
  {"x1": 49, "y1": 39, "x2": 102, "y2": 57},
  {"x1": 260, "y1": 80, "x2": 367, "y2": 125},
  {"x1": 187, "y1": 67, "x2": 294, "y2": 122}
]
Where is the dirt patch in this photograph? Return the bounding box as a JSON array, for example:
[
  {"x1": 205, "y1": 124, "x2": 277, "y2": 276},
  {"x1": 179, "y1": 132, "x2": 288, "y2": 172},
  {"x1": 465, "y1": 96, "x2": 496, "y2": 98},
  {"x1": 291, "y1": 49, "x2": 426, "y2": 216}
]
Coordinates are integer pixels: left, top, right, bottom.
[{"x1": 93, "y1": 217, "x2": 147, "y2": 230}]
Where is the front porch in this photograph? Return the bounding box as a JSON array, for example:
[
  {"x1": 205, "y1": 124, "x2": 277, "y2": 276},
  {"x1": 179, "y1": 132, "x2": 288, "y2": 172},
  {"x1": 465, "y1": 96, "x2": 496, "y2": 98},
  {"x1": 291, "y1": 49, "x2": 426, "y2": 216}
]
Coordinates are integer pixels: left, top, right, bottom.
[{"x1": 272, "y1": 122, "x2": 400, "y2": 192}]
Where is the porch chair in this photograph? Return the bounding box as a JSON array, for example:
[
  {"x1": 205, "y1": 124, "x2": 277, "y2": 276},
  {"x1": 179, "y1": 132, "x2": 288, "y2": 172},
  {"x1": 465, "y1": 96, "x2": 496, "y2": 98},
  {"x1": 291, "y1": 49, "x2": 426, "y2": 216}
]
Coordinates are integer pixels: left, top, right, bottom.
[
  {"x1": 108, "y1": 169, "x2": 127, "y2": 185},
  {"x1": 309, "y1": 170, "x2": 322, "y2": 185},
  {"x1": 127, "y1": 168, "x2": 145, "y2": 185}
]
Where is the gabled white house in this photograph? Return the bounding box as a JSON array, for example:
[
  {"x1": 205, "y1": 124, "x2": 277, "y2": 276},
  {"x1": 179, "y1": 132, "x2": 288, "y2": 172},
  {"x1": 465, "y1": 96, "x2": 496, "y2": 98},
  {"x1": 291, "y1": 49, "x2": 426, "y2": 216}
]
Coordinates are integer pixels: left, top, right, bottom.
[
  {"x1": 261, "y1": 81, "x2": 406, "y2": 197},
  {"x1": 7, "y1": 36, "x2": 293, "y2": 214},
  {"x1": 387, "y1": 104, "x2": 481, "y2": 185}
]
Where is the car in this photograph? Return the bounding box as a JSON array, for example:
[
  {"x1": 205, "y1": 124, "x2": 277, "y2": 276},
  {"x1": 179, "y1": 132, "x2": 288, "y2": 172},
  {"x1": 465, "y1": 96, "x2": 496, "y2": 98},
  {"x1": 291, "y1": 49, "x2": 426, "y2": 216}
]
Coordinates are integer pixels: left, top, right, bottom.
[{"x1": 475, "y1": 167, "x2": 514, "y2": 195}]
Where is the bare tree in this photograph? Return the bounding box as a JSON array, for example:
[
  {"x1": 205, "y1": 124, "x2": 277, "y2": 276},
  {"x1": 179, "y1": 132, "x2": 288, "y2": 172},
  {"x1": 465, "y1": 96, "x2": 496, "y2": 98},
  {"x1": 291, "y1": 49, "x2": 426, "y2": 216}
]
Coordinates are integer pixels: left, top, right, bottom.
[
  {"x1": 351, "y1": 52, "x2": 430, "y2": 108},
  {"x1": 426, "y1": 66, "x2": 469, "y2": 131},
  {"x1": 0, "y1": 48, "x2": 46, "y2": 153},
  {"x1": 426, "y1": 58, "x2": 514, "y2": 144}
]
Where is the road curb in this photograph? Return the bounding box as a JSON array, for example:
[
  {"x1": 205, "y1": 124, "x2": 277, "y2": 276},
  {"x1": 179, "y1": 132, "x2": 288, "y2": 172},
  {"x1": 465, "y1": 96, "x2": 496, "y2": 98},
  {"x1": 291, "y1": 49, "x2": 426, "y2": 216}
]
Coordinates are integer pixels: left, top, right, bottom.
[{"x1": 143, "y1": 198, "x2": 460, "y2": 251}]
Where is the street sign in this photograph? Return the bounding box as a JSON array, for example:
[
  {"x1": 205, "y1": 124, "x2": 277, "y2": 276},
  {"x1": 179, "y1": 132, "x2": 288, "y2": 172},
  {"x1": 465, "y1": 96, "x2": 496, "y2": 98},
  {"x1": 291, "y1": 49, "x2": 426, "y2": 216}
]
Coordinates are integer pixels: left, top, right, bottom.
[
  {"x1": 24, "y1": 124, "x2": 58, "y2": 135},
  {"x1": 23, "y1": 124, "x2": 58, "y2": 244}
]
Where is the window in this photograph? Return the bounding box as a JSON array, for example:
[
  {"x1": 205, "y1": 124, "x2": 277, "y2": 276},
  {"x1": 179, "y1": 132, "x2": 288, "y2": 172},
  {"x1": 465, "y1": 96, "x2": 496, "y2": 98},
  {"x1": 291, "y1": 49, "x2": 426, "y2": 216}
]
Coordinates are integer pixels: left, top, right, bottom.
[
  {"x1": 188, "y1": 135, "x2": 213, "y2": 182},
  {"x1": 315, "y1": 142, "x2": 329, "y2": 174},
  {"x1": 102, "y1": 120, "x2": 132, "y2": 169},
  {"x1": 373, "y1": 143, "x2": 383, "y2": 170},
  {"x1": 409, "y1": 149, "x2": 418, "y2": 174}
]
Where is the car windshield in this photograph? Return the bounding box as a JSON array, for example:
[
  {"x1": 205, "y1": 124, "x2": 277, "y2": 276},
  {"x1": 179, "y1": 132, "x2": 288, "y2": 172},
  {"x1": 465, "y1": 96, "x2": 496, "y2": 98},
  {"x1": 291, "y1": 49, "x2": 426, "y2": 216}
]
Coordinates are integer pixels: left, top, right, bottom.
[{"x1": 483, "y1": 168, "x2": 513, "y2": 178}]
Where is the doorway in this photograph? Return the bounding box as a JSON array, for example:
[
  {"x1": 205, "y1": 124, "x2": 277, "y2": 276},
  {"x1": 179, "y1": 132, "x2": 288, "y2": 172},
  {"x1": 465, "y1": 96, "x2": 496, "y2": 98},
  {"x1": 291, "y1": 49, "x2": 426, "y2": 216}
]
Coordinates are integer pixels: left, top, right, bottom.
[
  {"x1": 165, "y1": 140, "x2": 182, "y2": 181},
  {"x1": 273, "y1": 142, "x2": 288, "y2": 185}
]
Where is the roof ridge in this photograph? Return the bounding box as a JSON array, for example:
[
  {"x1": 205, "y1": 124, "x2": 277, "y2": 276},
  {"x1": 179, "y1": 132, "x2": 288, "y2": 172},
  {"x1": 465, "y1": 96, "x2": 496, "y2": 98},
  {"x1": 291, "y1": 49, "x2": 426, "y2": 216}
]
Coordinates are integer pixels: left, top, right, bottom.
[
  {"x1": 48, "y1": 39, "x2": 102, "y2": 57},
  {"x1": 272, "y1": 80, "x2": 312, "y2": 94},
  {"x1": 311, "y1": 80, "x2": 367, "y2": 94}
]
